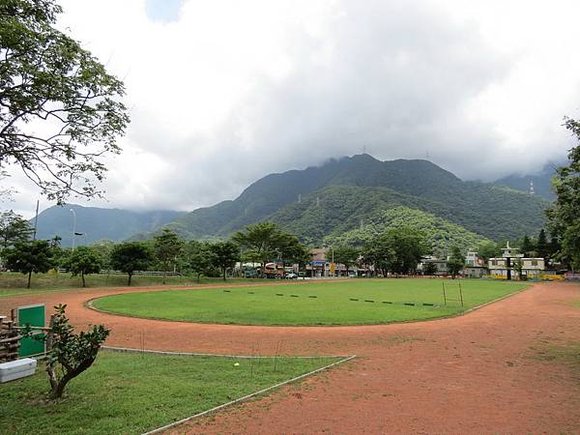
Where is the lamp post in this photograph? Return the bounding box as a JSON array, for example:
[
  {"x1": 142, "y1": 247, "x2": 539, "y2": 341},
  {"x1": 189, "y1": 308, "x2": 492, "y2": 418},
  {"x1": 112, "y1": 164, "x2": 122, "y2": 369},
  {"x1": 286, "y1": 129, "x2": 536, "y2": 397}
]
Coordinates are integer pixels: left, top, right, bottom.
[{"x1": 70, "y1": 208, "x2": 77, "y2": 251}]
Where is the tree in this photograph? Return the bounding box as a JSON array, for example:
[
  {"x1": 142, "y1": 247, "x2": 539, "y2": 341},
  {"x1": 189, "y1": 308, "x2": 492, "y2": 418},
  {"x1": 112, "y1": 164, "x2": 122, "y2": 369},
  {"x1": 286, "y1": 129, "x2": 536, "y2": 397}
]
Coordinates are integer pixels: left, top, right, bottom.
[
  {"x1": 477, "y1": 241, "x2": 501, "y2": 263},
  {"x1": 361, "y1": 236, "x2": 393, "y2": 277},
  {"x1": 153, "y1": 229, "x2": 184, "y2": 284},
  {"x1": 182, "y1": 240, "x2": 214, "y2": 283},
  {"x1": 62, "y1": 246, "x2": 103, "y2": 287},
  {"x1": 209, "y1": 241, "x2": 239, "y2": 281},
  {"x1": 276, "y1": 232, "x2": 309, "y2": 269},
  {"x1": 109, "y1": 242, "x2": 153, "y2": 286},
  {"x1": 536, "y1": 229, "x2": 549, "y2": 261},
  {"x1": 513, "y1": 257, "x2": 524, "y2": 280},
  {"x1": 0, "y1": 0, "x2": 129, "y2": 202},
  {"x1": 0, "y1": 210, "x2": 32, "y2": 249},
  {"x1": 423, "y1": 262, "x2": 438, "y2": 276},
  {"x1": 447, "y1": 246, "x2": 465, "y2": 279},
  {"x1": 232, "y1": 222, "x2": 285, "y2": 273},
  {"x1": 0, "y1": 210, "x2": 32, "y2": 268},
  {"x1": 384, "y1": 228, "x2": 428, "y2": 275},
  {"x1": 91, "y1": 240, "x2": 114, "y2": 271},
  {"x1": 520, "y1": 234, "x2": 535, "y2": 257},
  {"x1": 361, "y1": 227, "x2": 427, "y2": 276},
  {"x1": 4, "y1": 239, "x2": 53, "y2": 288},
  {"x1": 547, "y1": 117, "x2": 580, "y2": 270},
  {"x1": 332, "y1": 245, "x2": 360, "y2": 276},
  {"x1": 44, "y1": 304, "x2": 109, "y2": 399}
]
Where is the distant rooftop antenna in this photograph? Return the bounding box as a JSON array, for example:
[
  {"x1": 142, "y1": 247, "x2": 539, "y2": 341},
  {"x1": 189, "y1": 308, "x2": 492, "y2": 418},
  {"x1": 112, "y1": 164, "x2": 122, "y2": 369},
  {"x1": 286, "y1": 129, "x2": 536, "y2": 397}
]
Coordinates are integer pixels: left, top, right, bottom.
[
  {"x1": 529, "y1": 180, "x2": 535, "y2": 196},
  {"x1": 298, "y1": 193, "x2": 302, "y2": 204},
  {"x1": 362, "y1": 145, "x2": 367, "y2": 154}
]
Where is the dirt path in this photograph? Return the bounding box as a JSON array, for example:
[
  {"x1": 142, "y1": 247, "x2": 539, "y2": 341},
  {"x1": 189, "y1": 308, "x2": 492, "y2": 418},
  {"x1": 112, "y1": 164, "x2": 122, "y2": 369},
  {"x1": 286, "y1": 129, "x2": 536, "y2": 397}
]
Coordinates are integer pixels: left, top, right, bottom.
[{"x1": 1, "y1": 282, "x2": 579, "y2": 433}]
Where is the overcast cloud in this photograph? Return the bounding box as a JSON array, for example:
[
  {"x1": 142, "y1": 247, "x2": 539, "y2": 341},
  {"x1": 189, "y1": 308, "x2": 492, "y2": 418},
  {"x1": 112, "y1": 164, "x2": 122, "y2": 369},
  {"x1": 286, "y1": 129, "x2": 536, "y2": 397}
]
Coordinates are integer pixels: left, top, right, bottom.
[{"x1": 5, "y1": 0, "x2": 580, "y2": 217}]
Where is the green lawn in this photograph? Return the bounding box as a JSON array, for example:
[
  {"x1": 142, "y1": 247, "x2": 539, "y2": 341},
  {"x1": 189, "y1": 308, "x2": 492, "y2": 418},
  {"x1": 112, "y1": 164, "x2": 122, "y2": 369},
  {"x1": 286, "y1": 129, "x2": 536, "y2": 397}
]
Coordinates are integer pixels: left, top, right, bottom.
[
  {"x1": 0, "y1": 350, "x2": 341, "y2": 435},
  {"x1": 0, "y1": 272, "x2": 262, "y2": 298},
  {"x1": 92, "y1": 279, "x2": 529, "y2": 326}
]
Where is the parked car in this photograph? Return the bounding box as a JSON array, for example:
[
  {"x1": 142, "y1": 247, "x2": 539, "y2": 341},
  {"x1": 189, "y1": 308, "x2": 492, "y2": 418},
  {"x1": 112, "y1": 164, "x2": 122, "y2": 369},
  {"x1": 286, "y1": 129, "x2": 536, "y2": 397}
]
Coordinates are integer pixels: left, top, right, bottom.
[{"x1": 285, "y1": 273, "x2": 298, "y2": 279}]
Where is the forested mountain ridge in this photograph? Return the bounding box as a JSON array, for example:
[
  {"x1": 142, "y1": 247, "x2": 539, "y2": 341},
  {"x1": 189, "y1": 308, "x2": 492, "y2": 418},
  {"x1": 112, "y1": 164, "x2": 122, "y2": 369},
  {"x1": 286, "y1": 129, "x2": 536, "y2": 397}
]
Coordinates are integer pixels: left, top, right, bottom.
[
  {"x1": 171, "y1": 154, "x2": 549, "y2": 243},
  {"x1": 30, "y1": 155, "x2": 550, "y2": 246},
  {"x1": 325, "y1": 206, "x2": 490, "y2": 255}
]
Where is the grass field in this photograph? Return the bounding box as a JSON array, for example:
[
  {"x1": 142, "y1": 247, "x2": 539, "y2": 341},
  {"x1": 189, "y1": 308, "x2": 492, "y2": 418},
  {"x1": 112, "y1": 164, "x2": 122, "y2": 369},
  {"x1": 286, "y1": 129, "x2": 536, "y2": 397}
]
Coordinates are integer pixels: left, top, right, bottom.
[
  {"x1": 0, "y1": 271, "x2": 262, "y2": 298},
  {"x1": 0, "y1": 350, "x2": 341, "y2": 434},
  {"x1": 92, "y1": 279, "x2": 529, "y2": 326}
]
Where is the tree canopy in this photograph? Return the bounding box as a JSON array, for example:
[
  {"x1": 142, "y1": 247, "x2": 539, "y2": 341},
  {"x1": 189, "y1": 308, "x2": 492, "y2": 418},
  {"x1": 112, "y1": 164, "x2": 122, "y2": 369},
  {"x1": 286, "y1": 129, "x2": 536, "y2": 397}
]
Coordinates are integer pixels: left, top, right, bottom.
[
  {"x1": 547, "y1": 117, "x2": 580, "y2": 270},
  {"x1": 0, "y1": 210, "x2": 32, "y2": 253},
  {"x1": 109, "y1": 242, "x2": 153, "y2": 286},
  {"x1": 153, "y1": 228, "x2": 183, "y2": 283},
  {"x1": 361, "y1": 227, "x2": 428, "y2": 275},
  {"x1": 0, "y1": 0, "x2": 129, "y2": 202},
  {"x1": 62, "y1": 246, "x2": 103, "y2": 287},
  {"x1": 209, "y1": 241, "x2": 239, "y2": 281},
  {"x1": 4, "y1": 239, "x2": 54, "y2": 287},
  {"x1": 447, "y1": 246, "x2": 466, "y2": 278}
]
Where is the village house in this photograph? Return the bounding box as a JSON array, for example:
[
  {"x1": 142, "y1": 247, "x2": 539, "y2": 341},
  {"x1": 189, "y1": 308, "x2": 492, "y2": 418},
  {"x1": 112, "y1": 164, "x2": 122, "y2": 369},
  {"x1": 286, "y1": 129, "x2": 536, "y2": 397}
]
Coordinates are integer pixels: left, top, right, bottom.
[{"x1": 488, "y1": 242, "x2": 545, "y2": 279}]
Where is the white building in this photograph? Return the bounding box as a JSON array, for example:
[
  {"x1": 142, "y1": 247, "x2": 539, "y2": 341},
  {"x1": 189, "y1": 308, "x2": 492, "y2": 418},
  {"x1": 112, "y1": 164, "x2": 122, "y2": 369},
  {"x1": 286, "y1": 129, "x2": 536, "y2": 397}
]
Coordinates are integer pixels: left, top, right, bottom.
[{"x1": 488, "y1": 242, "x2": 545, "y2": 279}]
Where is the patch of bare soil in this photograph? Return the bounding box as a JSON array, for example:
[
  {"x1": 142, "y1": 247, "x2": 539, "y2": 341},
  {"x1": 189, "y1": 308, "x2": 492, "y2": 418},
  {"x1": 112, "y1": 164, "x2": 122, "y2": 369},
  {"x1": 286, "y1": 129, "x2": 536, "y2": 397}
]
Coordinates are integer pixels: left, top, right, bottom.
[{"x1": 2, "y1": 282, "x2": 579, "y2": 433}]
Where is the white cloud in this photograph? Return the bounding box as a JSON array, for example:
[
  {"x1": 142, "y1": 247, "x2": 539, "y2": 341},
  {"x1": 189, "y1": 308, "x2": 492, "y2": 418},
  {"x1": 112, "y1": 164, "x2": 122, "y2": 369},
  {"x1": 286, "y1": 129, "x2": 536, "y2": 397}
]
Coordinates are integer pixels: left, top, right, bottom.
[{"x1": 5, "y1": 0, "x2": 580, "y2": 218}]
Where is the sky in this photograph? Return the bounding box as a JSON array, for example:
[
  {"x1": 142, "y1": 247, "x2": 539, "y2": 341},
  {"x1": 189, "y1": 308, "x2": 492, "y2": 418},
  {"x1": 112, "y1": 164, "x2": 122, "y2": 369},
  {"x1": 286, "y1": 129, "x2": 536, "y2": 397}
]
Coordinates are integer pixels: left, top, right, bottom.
[{"x1": 4, "y1": 0, "x2": 580, "y2": 218}]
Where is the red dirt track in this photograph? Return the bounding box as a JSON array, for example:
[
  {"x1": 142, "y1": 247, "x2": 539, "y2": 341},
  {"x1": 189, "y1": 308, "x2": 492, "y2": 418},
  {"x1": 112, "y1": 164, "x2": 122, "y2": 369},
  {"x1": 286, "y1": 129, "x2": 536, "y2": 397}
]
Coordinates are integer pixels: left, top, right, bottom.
[{"x1": 1, "y1": 281, "x2": 579, "y2": 433}]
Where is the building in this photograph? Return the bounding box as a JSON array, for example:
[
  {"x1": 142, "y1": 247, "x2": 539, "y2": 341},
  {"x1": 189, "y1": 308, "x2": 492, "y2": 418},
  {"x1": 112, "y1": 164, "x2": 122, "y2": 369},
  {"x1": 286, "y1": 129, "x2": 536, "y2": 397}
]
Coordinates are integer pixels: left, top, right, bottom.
[
  {"x1": 464, "y1": 251, "x2": 487, "y2": 278},
  {"x1": 488, "y1": 242, "x2": 545, "y2": 279}
]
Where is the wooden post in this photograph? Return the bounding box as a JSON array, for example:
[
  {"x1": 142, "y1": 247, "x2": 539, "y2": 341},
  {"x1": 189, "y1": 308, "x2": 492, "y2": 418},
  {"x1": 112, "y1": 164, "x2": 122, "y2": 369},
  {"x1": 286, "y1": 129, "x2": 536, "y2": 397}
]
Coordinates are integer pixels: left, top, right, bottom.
[{"x1": 0, "y1": 314, "x2": 21, "y2": 363}]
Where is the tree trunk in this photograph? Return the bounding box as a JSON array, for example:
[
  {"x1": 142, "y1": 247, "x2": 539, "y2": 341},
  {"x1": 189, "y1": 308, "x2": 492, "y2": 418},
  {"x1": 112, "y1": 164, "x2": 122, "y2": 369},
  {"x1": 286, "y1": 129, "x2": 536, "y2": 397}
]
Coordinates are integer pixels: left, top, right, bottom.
[
  {"x1": 45, "y1": 315, "x2": 58, "y2": 392},
  {"x1": 222, "y1": 267, "x2": 226, "y2": 281},
  {"x1": 127, "y1": 272, "x2": 132, "y2": 286},
  {"x1": 81, "y1": 271, "x2": 86, "y2": 287},
  {"x1": 27, "y1": 270, "x2": 32, "y2": 288},
  {"x1": 48, "y1": 355, "x2": 97, "y2": 399}
]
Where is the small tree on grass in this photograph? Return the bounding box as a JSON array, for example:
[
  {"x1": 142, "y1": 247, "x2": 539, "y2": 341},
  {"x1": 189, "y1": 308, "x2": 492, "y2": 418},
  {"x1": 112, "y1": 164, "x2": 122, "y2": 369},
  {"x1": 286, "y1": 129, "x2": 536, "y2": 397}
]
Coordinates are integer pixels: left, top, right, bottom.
[
  {"x1": 209, "y1": 241, "x2": 240, "y2": 281},
  {"x1": 153, "y1": 228, "x2": 184, "y2": 284},
  {"x1": 109, "y1": 242, "x2": 153, "y2": 286},
  {"x1": 447, "y1": 246, "x2": 465, "y2": 279},
  {"x1": 332, "y1": 245, "x2": 360, "y2": 276},
  {"x1": 183, "y1": 240, "x2": 214, "y2": 283},
  {"x1": 4, "y1": 240, "x2": 54, "y2": 288},
  {"x1": 62, "y1": 246, "x2": 103, "y2": 287},
  {"x1": 27, "y1": 304, "x2": 110, "y2": 400}
]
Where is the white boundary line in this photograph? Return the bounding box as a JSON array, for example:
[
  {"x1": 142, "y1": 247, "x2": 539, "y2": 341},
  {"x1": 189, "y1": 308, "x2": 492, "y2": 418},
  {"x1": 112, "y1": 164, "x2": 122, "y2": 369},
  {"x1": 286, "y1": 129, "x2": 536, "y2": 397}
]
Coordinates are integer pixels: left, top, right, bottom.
[
  {"x1": 103, "y1": 345, "x2": 349, "y2": 359},
  {"x1": 125, "y1": 351, "x2": 357, "y2": 435}
]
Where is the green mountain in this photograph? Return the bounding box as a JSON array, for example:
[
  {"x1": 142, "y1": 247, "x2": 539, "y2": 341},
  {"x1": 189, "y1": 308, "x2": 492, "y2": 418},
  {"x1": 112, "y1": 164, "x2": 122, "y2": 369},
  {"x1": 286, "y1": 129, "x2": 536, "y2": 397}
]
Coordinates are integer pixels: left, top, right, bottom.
[
  {"x1": 172, "y1": 154, "x2": 549, "y2": 243},
  {"x1": 324, "y1": 206, "x2": 490, "y2": 255},
  {"x1": 493, "y1": 163, "x2": 557, "y2": 201},
  {"x1": 34, "y1": 205, "x2": 186, "y2": 247}
]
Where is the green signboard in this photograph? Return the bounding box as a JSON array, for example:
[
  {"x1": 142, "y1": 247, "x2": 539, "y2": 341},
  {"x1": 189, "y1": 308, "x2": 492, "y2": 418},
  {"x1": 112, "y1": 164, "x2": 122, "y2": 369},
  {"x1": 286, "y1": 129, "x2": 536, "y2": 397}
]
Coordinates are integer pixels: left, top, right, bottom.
[{"x1": 17, "y1": 304, "x2": 45, "y2": 357}]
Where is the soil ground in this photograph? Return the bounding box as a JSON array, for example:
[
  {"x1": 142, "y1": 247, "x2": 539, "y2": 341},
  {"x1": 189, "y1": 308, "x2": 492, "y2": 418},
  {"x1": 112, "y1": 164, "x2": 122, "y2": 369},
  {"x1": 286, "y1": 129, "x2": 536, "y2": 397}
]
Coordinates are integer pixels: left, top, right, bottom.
[{"x1": 1, "y1": 281, "x2": 579, "y2": 433}]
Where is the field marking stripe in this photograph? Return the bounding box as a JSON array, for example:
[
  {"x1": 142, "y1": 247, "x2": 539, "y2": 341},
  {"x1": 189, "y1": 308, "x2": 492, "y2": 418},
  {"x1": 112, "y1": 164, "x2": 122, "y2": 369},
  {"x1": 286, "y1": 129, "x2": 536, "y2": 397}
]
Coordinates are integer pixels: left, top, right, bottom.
[
  {"x1": 141, "y1": 354, "x2": 357, "y2": 435},
  {"x1": 103, "y1": 345, "x2": 350, "y2": 359}
]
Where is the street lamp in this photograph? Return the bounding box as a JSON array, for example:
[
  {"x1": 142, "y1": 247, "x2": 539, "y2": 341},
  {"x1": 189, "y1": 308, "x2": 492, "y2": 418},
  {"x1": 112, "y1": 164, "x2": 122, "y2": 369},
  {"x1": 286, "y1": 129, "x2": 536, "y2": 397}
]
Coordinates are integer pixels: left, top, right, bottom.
[{"x1": 70, "y1": 208, "x2": 77, "y2": 251}]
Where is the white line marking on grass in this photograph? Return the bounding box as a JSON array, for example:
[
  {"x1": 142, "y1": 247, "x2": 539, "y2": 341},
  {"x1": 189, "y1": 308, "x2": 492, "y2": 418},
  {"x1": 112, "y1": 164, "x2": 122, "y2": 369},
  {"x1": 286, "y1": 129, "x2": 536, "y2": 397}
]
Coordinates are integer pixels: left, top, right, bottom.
[
  {"x1": 103, "y1": 345, "x2": 350, "y2": 359},
  {"x1": 132, "y1": 352, "x2": 356, "y2": 435}
]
